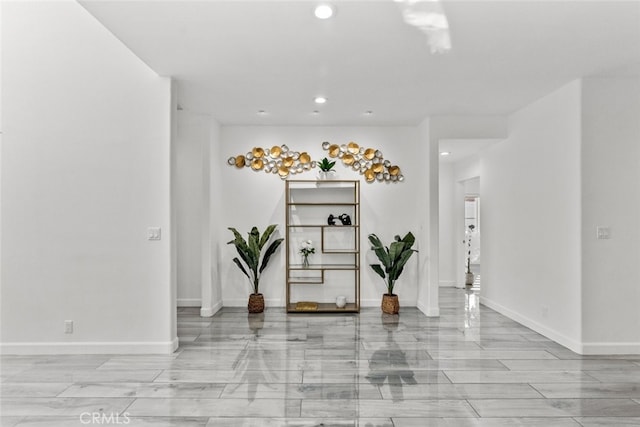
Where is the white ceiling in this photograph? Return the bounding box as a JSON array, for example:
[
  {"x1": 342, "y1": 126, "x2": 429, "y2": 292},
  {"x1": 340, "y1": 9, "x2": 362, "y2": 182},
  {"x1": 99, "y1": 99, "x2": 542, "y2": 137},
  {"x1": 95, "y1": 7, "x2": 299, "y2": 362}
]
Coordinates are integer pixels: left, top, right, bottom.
[{"x1": 80, "y1": 0, "x2": 640, "y2": 126}]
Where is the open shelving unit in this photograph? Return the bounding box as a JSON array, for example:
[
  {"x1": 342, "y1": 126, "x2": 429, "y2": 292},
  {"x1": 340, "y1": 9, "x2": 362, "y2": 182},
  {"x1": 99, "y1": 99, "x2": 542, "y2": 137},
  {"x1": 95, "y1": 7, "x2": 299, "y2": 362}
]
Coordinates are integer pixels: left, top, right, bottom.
[{"x1": 285, "y1": 180, "x2": 360, "y2": 313}]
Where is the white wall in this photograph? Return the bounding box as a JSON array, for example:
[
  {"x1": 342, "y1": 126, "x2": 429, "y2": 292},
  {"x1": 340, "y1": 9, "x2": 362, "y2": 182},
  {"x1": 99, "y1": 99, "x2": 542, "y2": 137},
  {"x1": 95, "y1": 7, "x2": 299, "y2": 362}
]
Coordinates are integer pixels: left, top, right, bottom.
[
  {"x1": 203, "y1": 118, "x2": 223, "y2": 317},
  {"x1": 218, "y1": 126, "x2": 422, "y2": 308},
  {"x1": 580, "y1": 77, "x2": 640, "y2": 353},
  {"x1": 175, "y1": 111, "x2": 207, "y2": 306},
  {"x1": 481, "y1": 80, "x2": 583, "y2": 352},
  {"x1": 438, "y1": 162, "x2": 456, "y2": 286},
  {"x1": 454, "y1": 155, "x2": 481, "y2": 183},
  {"x1": 175, "y1": 110, "x2": 224, "y2": 316},
  {"x1": 464, "y1": 177, "x2": 480, "y2": 195},
  {"x1": 1, "y1": 1, "x2": 175, "y2": 354}
]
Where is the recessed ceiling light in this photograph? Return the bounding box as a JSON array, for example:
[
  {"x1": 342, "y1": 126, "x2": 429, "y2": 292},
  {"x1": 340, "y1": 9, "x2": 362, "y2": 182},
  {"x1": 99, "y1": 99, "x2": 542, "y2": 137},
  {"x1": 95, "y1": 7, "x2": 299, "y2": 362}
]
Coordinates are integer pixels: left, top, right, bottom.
[
  {"x1": 257, "y1": 110, "x2": 267, "y2": 115},
  {"x1": 440, "y1": 151, "x2": 451, "y2": 156},
  {"x1": 314, "y1": 96, "x2": 327, "y2": 104},
  {"x1": 364, "y1": 110, "x2": 373, "y2": 116},
  {"x1": 314, "y1": 4, "x2": 334, "y2": 19},
  {"x1": 312, "y1": 110, "x2": 320, "y2": 115}
]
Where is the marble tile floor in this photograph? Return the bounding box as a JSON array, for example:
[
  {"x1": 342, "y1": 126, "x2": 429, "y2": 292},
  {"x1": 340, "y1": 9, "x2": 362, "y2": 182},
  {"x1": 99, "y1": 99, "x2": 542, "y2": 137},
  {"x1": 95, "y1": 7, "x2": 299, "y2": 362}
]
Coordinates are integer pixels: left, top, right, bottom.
[{"x1": 2, "y1": 288, "x2": 640, "y2": 426}]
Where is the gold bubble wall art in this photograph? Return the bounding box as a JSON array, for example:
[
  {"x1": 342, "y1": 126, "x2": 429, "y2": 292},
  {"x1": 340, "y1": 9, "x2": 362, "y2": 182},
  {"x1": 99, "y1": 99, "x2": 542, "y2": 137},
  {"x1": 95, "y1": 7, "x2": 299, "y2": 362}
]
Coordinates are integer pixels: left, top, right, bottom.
[
  {"x1": 321, "y1": 141, "x2": 403, "y2": 183},
  {"x1": 227, "y1": 145, "x2": 315, "y2": 179},
  {"x1": 227, "y1": 142, "x2": 404, "y2": 183}
]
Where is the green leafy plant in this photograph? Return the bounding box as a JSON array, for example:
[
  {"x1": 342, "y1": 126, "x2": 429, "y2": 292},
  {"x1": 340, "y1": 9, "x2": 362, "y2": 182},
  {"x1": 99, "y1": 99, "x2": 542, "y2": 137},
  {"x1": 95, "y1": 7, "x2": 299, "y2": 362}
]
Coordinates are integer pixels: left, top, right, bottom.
[
  {"x1": 318, "y1": 157, "x2": 336, "y2": 172},
  {"x1": 368, "y1": 232, "x2": 418, "y2": 295},
  {"x1": 228, "y1": 225, "x2": 284, "y2": 294}
]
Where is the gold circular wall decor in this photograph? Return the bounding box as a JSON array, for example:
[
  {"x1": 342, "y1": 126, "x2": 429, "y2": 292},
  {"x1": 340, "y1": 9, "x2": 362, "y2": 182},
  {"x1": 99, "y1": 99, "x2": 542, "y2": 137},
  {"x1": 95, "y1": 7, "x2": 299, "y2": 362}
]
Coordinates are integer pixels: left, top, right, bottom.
[
  {"x1": 320, "y1": 141, "x2": 405, "y2": 183},
  {"x1": 388, "y1": 165, "x2": 400, "y2": 176},
  {"x1": 342, "y1": 154, "x2": 355, "y2": 165},
  {"x1": 364, "y1": 169, "x2": 375, "y2": 182},
  {"x1": 347, "y1": 142, "x2": 359, "y2": 154},
  {"x1": 363, "y1": 148, "x2": 376, "y2": 160},
  {"x1": 270, "y1": 145, "x2": 282, "y2": 158},
  {"x1": 228, "y1": 144, "x2": 319, "y2": 179},
  {"x1": 251, "y1": 158, "x2": 264, "y2": 170},
  {"x1": 278, "y1": 166, "x2": 289, "y2": 177},
  {"x1": 230, "y1": 140, "x2": 404, "y2": 182},
  {"x1": 299, "y1": 152, "x2": 311, "y2": 164},
  {"x1": 252, "y1": 147, "x2": 265, "y2": 158}
]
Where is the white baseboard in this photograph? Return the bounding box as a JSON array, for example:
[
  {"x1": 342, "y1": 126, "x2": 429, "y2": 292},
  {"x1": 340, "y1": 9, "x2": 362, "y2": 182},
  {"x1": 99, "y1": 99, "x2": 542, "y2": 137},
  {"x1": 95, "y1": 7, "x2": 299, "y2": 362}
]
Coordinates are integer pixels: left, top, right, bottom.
[
  {"x1": 580, "y1": 342, "x2": 640, "y2": 355},
  {"x1": 361, "y1": 298, "x2": 381, "y2": 308},
  {"x1": 200, "y1": 301, "x2": 222, "y2": 317},
  {"x1": 439, "y1": 280, "x2": 456, "y2": 287},
  {"x1": 480, "y1": 296, "x2": 583, "y2": 354},
  {"x1": 177, "y1": 298, "x2": 201, "y2": 307},
  {"x1": 0, "y1": 337, "x2": 179, "y2": 355}
]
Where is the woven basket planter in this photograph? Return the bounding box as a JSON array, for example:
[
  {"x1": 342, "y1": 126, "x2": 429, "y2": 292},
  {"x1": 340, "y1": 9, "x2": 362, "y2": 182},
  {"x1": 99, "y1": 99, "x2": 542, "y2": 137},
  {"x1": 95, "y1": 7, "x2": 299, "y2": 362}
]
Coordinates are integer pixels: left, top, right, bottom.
[
  {"x1": 381, "y1": 294, "x2": 399, "y2": 315},
  {"x1": 247, "y1": 293, "x2": 265, "y2": 313}
]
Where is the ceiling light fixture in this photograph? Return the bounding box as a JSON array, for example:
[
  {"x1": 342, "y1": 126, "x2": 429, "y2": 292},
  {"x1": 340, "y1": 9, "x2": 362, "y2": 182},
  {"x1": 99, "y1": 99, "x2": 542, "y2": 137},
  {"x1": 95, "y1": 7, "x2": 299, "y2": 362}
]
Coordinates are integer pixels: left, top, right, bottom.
[
  {"x1": 257, "y1": 110, "x2": 267, "y2": 115},
  {"x1": 314, "y1": 96, "x2": 327, "y2": 104},
  {"x1": 314, "y1": 4, "x2": 334, "y2": 19},
  {"x1": 440, "y1": 151, "x2": 451, "y2": 156},
  {"x1": 364, "y1": 110, "x2": 373, "y2": 116}
]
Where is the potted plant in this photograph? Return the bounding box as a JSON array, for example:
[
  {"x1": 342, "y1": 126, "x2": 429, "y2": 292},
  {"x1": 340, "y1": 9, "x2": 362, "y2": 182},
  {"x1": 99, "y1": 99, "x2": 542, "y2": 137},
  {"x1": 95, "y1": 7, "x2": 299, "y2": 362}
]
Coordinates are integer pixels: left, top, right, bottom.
[
  {"x1": 317, "y1": 157, "x2": 336, "y2": 180},
  {"x1": 465, "y1": 224, "x2": 475, "y2": 286},
  {"x1": 228, "y1": 225, "x2": 284, "y2": 313},
  {"x1": 368, "y1": 232, "x2": 418, "y2": 314}
]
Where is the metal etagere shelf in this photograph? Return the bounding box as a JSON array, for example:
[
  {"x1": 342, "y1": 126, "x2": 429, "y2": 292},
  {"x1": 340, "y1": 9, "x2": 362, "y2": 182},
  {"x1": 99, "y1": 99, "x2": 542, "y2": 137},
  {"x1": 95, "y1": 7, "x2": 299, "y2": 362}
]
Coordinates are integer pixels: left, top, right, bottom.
[{"x1": 285, "y1": 180, "x2": 360, "y2": 313}]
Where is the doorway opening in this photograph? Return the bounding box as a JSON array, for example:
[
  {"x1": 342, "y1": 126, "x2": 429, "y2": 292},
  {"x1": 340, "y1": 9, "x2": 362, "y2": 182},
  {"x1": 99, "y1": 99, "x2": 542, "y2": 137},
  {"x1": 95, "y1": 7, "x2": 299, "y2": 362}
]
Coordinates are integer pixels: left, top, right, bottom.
[{"x1": 464, "y1": 193, "x2": 481, "y2": 289}]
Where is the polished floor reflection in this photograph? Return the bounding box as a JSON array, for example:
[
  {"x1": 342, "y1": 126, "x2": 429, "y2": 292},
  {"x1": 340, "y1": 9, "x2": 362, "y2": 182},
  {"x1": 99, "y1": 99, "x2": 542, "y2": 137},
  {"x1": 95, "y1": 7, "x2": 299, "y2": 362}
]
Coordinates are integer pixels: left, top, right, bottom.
[{"x1": 2, "y1": 288, "x2": 640, "y2": 426}]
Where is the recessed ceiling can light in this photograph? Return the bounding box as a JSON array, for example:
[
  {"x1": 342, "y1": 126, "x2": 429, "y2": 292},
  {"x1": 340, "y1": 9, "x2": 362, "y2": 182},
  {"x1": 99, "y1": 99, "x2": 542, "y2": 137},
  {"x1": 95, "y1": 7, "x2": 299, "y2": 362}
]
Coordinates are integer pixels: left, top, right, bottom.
[
  {"x1": 312, "y1": 110, "x2": 320, "y2": 115},
  {"x1": 314, "y1": 4, "x2": 334, "y2": 19},
  {"x1": 257, "y1": 110, "x2": 266, "y2": 115},
  {"x1": 314, "y1": 96, "x2": 327, "y2": 104},
  {"x1": 440, "y1": 151, "x2": 451, "y2": 156},
  {"x1": 364, "y1": 110, "x2": 373, "y2": 115}
]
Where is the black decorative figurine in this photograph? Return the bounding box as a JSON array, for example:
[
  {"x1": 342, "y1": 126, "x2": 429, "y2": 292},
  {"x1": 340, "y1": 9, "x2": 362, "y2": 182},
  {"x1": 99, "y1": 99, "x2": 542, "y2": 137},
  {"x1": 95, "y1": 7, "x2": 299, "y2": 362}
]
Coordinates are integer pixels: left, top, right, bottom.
[{"x1": 339, "y1": 214, "x2": 352, "y2": 226}]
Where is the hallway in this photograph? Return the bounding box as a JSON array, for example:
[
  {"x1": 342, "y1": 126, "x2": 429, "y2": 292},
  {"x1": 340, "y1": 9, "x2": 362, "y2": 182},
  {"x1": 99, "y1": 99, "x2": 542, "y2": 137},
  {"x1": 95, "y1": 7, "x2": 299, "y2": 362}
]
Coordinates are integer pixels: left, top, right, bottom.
[{"x1": 2, "y1": 288, "x2": 640, "y2": 426}]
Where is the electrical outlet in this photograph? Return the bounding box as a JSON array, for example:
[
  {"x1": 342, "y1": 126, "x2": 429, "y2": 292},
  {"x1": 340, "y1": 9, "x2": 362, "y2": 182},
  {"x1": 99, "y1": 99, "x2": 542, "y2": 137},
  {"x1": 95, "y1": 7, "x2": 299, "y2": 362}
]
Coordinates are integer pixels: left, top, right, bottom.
[{"x1": 64, "y1": 320, "x2": 74, "y2": 334}]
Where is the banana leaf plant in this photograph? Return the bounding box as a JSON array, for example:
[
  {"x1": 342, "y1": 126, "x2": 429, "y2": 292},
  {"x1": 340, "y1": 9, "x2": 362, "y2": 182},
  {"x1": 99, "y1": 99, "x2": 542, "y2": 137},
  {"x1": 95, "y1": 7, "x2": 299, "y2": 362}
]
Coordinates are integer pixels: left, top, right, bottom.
[
  {"x1": 368, "y1": 232, "x2": 418, "y2": 295},
  {"x1": 228, "y1": 225, "x2": 284, "y2": 295}
]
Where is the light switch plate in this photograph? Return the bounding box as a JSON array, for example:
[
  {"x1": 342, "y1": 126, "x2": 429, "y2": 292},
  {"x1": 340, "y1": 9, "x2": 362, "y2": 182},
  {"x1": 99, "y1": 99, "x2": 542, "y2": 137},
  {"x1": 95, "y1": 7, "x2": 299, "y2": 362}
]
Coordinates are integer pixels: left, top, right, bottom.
[
  {"x1": 596, "y1": 226, "x2": 611, "y2": 240},
  {"x1": 148, "y1": 227, "x2": 162, "y2": 241}
]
